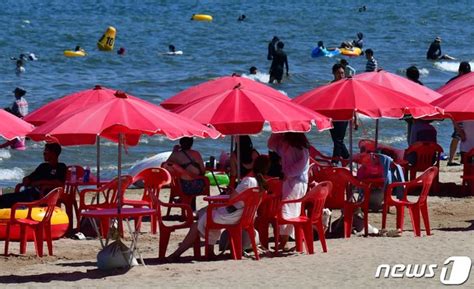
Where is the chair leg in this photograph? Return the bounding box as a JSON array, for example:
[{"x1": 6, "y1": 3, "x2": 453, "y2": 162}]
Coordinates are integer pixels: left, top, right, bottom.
[
  {"x1": 4, "y1": 223, "x2": 11, "y2": 256},
  {"x1": 246, "y1": 228, "x2": 260, "y2": 260},
  {"x1": 228, "y1": 228, "x2": 242, "y2": 260},
  {"x1": 151, "y1": 214, "x2": 157, "y2": 235},
  {"x1": 45, "y1": 223, "x2": 53, "y2": 256},
  {"x1": 158, "y1": 229, "x2": 171, "y2": 259},
  {"x1": 343, "y1": 208, "x2": 354, "y2": 238},
  {"x1": 363, "y1": 207, "x2": 369, "y2": 237},
  {"x1": 407, "y1": 205, "x2": 421, "y2": 237},
  {"x1": 255, "y1": 219, "x2": 269, "y2": 249},
  {"x1": 314, "y1": 222, "x2": 327, "y2": 253},
  {"x1": 35, "y1": 226, "x2": 44, "y2": 257},
  {"x1": 302, "y1": 223, "x2": 314, "y2": 254},
  {"x1": 20, "y1": 225, "x2": 27, "y2": 254},
  {"x1": 274, "y1": 224, "x2": 280, "y2": 255},
  {"x1": 420, "y1": 204, "x2": 431, "y2": 236},
  {"x1": 396, "y1": 206, "x2": 405, "y2": 231},
  {"x1": 294, "y1": 225, "x2": 304, "y2": 252}
]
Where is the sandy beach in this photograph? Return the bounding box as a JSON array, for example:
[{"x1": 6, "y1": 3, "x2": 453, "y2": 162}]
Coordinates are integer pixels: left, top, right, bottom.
[{"x1": 1, "y1": 161, "x2": 473, "y2": 289}]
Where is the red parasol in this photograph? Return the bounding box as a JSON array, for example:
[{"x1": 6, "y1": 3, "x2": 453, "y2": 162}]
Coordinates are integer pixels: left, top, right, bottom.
[
  {"x1": 437, "y1": 72, "x2": 474, "y2": 96},
  {"x1": 431, "y1": 85, "x2": 474, "y2": 121},
  {"x1": 161, "y1": 75, "x2": 290, "y2": 110},
  {"x1": 0, "y1": 110, "x2": 34, "y2": 140},
  {"x1": 354, "y1": 70, "x2": 442, "y2": 102},
  {"x1": 293, "y1": 78, "x2": 441, "y2": 120},
  {"x1": 172, "y1": 83, "x2": 332, "y2": 134}
]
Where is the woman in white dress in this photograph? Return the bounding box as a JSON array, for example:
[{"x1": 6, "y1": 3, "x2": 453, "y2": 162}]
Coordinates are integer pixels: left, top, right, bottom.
[
  {"x1": 168, "y1": 155, "x2": 270, "y2": 260},
  {"x1": 268, "y1": 132, "x2": 310, "y2": 249}
]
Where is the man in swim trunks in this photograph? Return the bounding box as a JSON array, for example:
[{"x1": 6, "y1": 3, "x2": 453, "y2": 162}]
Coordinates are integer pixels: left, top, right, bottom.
[{"x1": 269, "y1": 41, "x2": 289, "y2": 84}]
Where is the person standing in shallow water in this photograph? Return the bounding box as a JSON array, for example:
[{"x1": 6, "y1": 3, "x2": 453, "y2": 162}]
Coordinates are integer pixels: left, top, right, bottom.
[
  {"x1": 329, "y1": 64, "x2": 350, "y2": 163},
  {"x1": 269, "y1": 41, "x2": 289, "y2": 84},
  {"x1": 267, "y1": 36, "x2": 279, "y2": 60}
]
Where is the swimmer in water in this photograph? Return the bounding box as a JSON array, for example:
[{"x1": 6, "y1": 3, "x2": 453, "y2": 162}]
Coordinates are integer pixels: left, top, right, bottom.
[
  {"x1": 238, "y1": 14, "x2": 246, "y2": 21},
  {"x1": 426, "y1": 37, "x2": 455, "y2": 60},
  {"x1": 117, "y1": 47, "x2": 126, "y2": 55},
  {"x1": 269, "y1": 41, "x2": 289, "y2": 84},
  {"x1": 15, "y1": 59, "x2": 25, "y2": 76},
  {"x1": 249, "y1": 66, "x2": 257, "y2": 75}
]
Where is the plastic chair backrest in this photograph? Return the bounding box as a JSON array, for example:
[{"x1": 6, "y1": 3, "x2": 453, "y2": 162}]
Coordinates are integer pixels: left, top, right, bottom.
[
  {"x1": 301, "y1": 181, "x2": 332, "y2": 223},
  {"x1": 102, "y1": 175, "x2": 133, "y2": 205},
  {"x1": 312, "y1": 167, "x2": 358, "y2": 209},
  {"x1": 257, "y1": 178, "x2": 282, "y2": 219},
  {"x1": 229, "y1": 187, "x2": 263, "y2": 228},
  {"x1": 12, "y1": 187, "x2": 62, "y2": 224},
  {"x1": 66, "y1": 165, "x2": 85, "y2": 181},
  {"x1": 132, "y1": 167, "x2": 171, "y2": 207},
  {"x1": 415, "y1": 167, "x2": 438, "y2": 204},
  {"x1": 404, "y1": 141, "x2": 443, "y2": 171}
]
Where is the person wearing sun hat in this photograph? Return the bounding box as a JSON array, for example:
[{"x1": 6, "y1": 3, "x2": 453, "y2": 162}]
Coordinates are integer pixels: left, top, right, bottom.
[
  {"x1": 5, "y1": 87, "x2": 28, "y2": 118},
  {"x1": 426, "y1": 36, "x2": 455, "y2": 60}
]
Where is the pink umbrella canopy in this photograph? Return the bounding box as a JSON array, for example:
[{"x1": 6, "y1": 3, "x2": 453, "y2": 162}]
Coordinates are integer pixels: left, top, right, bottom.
[
  {"x1": 172, "y1": 84, "x2": 332, "y2": 135},
  {"x1": 292, "y1": 78, "x2": 442, "y2": 120},
  {"x1": 353, "y1": 70, "x2": 442, "y2": 102},
  {"x1": 431, "y1": 85, "x2": 474, "y2": 121},
  {"x1": 24, "y1": 85, "x2": 137, "y2": 126},
  {"x1": 0, "y1": 110, "x2": 34, "y2": 140},
  {"x1": 28, "y1": 90, "x2": 220, "y2": 146},
  {"x1": 161, "y1": 75, "x2": 290, "y2": 110},
  {"x1": 436, "y1": 72, "x2": 474, "y2": 96}
]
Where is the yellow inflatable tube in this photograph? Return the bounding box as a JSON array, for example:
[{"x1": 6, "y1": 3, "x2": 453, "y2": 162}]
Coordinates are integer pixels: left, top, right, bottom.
[
  {"x1": 192, "y1": 14, "x2": 213, "y2": 22},
  {"x1": 340, "y1": 47, "x2": 362, "y2": 57},
  {"x1": 64, "y1": 50, "x2": 87, "y2": 57},
  {"x1": 0, "y1": 207, "x2": 69, "y2": 240}
]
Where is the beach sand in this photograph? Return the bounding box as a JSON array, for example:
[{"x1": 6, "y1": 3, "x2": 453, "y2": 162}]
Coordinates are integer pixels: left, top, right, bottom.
[{"x1": 1, "y1": 162, "x2": 473, "y2": 289}]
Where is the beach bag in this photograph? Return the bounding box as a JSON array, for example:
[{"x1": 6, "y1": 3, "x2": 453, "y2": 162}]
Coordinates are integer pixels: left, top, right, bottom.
[{"x1": 97, "y1": 239, "x2": 138, "y2": 270}]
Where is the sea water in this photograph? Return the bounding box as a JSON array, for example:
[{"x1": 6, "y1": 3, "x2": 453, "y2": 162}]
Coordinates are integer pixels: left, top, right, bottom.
[{"x1": 0, "y1": 0, "x2": 473, "y2": 187}]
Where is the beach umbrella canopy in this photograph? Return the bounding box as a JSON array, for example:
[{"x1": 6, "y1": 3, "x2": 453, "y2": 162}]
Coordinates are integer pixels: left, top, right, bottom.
[
  {"x1": 293, "y1": 78, "x2": 442, "y2": 120},
  {"x1": 172, "y1": 84, "x2": 332, "y2": 135},
  {"x1": 436, "y1": 72, "x2": 474, "y2": 96},
  {"x1": 431, "y1": 85, "x2": 474, "y2": 121},
  {"x1": 24, "y1": 85, "x2": 138, "y2": 126},
  {"x1": 28, "y1": 90, "x2": 220, "y2": 145},
  {"x1": 353, "y1": 70, "x2": 442, "y2": 102},
  {"x1": 161, "y1": 75, "x2": 290, "y2": 110},
  {"x1": 0, "y1": 110, "x2": 34, "y2": 140}
]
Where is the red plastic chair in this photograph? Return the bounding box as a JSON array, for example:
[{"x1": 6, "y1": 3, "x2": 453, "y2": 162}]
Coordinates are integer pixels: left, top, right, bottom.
[
  {"x1": 123, "y1": 168, "x2": 171, "y2": 234},
  {"x1": 4, "y1": 187, "x2": 62, "y2": 257},
  {"x1": 205, "y1": 187, "x2": 264, "y2": 260},
  {"x1": 461, "y1": 149, "x2": 474, "y2": 196},
  {"x1": 165, "y1": 167, "x2": 210, "y2": 217},
  {"x1": 254, "y1": 178, "x2": 283, "y2": 249},
  {"x1": 58, "y1": 165, "x2": 85, "y2": 233},
  {"x1": 382, "y1": 166, "x2": 438, "y2": 236},
  {"x1": 274, "y1": 181, "x2": 332, "y2": 254},
  {"x1": 78, "y1": 176, "x2": 133, "y2": 235},
  {"x1": 313, "y1": 167, "x2": 371, "y2": 238},
  {"x1": 403, "y1": 141, "x2": 443, "y2": 182}
]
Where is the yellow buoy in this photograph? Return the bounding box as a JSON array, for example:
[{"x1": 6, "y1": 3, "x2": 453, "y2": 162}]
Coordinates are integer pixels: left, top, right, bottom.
[
  {"x1": 192, "y1": 14, "x2": 213, "y2": 22},
  {"x1": 97, "y1": 26, "x2": 116, "y2": 51}
]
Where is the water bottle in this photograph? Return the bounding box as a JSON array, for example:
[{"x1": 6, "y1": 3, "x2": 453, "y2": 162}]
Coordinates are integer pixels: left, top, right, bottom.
[
  {"x1": 83, "y1": 166, "x2": 90, "y2": 183},
  {"x1": 70, "y1": 166, "x2": 77, "y2": 183}
]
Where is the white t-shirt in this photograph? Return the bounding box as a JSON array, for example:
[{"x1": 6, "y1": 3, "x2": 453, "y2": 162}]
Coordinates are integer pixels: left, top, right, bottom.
[{"x1": 460, "y1": 121, "x2": 474, "y2": 153}]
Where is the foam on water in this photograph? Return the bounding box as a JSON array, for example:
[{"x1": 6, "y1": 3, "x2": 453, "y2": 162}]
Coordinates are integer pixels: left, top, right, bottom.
[
  {"x1": 0, "y1": 149, "x2": 11, "y2": 160},
  {"x1": 434, "y1": 61, "x2": 474, "y2": 72},
  {"x1": 0, "y1": 167, "x2": 24, "y2": 181}
]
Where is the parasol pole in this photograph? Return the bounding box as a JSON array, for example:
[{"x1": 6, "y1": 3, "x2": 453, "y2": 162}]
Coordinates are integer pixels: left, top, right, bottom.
[
  {"x1": 117, "y1": 133, "x2": 123, "y2": 214},
  {"x1": 349, "y1": 117, "x2": 353, "y2": 173},
  {"x1": 236, "y1": 135, "x2": 241, "y2": 182},
  {"x1": 375, "y1": 119, "x2": 379, "y2": 151},
  {"x1": 96, "y1": 135, "x2": 101, "y2": 187}
]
